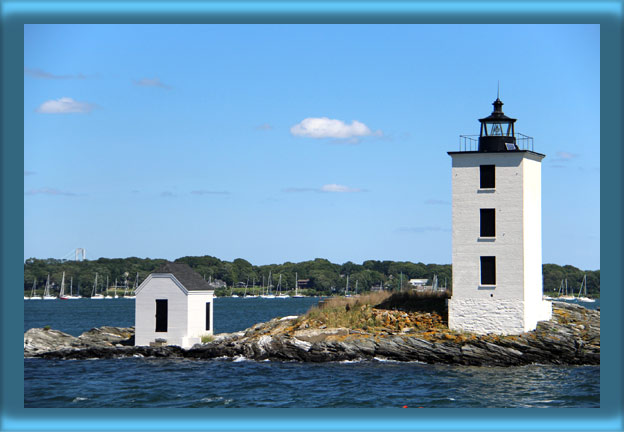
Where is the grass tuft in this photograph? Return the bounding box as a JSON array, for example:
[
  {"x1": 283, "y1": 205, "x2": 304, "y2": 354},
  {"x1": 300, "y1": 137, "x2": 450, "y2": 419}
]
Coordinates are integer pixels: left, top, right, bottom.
[{"x1": 295, "y1": 291, "x2": 448, "y2": 334}]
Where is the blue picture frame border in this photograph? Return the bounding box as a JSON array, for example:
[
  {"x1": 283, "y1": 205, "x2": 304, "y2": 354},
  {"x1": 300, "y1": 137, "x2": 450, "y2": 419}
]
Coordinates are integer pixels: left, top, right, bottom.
[{"x1": 2, "y1": 1, "x2": 621, "y2": 430}]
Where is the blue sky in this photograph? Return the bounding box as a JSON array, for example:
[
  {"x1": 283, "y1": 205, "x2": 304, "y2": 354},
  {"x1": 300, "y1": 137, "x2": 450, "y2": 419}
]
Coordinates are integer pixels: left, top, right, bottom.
[{"x1": 23, "y1": 24, "x2": 600, "y2": 269}]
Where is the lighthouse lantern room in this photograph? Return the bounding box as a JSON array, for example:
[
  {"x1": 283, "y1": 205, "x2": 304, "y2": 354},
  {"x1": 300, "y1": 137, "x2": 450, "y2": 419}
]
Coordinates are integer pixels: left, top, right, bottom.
[{"x1": 447, "y1": 96, "x2": 552, "y2": 335}]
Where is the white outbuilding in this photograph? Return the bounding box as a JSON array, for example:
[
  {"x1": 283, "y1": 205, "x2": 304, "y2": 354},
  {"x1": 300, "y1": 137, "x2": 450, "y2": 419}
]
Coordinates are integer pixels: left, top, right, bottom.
[
  {"x1": 447, "y1": 96, "x2": 552, "y2": 335},
  {"x1": 135, "y1": 261, "x2": 214, "y2": 348}
]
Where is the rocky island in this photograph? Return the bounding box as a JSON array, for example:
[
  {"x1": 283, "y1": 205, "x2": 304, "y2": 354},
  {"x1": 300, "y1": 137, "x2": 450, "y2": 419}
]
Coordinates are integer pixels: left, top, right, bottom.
[{"x1": 24, "y1": 292, "x2": 599, "y2": 366}]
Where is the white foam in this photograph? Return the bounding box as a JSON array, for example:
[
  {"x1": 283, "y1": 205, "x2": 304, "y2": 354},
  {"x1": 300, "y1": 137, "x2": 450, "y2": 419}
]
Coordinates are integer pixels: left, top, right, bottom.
[{"x1": 200, "y1": 396, "x2": 223, "y2": 403}]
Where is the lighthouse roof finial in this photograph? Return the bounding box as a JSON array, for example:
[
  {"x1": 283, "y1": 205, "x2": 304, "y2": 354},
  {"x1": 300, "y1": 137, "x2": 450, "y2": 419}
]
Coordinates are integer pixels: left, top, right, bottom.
[{"x1": 497, "y1": 81, "x2": 500, "y2": 100}]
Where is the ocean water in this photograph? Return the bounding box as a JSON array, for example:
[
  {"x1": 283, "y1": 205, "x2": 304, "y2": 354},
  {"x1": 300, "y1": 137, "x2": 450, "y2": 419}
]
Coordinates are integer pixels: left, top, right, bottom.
[{"x1": 24, "y1": 297, "x2": 600, "y2": 408}]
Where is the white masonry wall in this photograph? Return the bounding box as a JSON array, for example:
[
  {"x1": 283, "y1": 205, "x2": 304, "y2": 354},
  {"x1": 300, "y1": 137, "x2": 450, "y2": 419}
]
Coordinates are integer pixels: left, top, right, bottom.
[
  {"x1": 448, "y1": 151, "x2": 549, "y2": 335},
  {"x1": 186, "y1": 292, "x2": 214, "y2": 347},
  {"x1": 135, "y1": 275, "x2": 189, "y2": 348},
  {"x1": 522, "y1": 155, "x2": 552, "y2": 330}
]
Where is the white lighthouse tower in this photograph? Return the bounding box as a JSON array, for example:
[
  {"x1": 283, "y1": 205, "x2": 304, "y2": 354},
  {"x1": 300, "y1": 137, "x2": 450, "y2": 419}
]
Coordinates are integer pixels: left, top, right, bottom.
[{"x1": 447, "y1": 96, "x2": 552, "y2": 335}]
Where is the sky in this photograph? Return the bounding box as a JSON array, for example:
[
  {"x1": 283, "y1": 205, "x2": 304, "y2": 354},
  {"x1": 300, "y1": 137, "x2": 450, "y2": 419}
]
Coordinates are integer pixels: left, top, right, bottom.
[{"x1": 23, "y1": 24, "x2": 600, "y2": 269}]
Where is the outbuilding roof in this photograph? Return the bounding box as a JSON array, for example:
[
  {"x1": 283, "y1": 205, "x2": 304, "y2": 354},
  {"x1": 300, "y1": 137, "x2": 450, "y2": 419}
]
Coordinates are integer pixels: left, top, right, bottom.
[{"x1": 154, "y1": 261, "x2": 214, "y2": 291}]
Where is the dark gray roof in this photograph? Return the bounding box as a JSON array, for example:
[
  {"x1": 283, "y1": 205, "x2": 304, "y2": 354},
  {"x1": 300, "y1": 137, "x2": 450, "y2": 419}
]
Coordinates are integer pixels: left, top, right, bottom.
[{"x1": 154, "y1": 261, "x2": 213, "y2": 291}]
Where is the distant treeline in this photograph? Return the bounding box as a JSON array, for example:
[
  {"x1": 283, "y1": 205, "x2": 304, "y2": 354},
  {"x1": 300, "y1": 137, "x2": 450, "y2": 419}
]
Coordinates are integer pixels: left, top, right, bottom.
[{"x1": 23, "y1": 256, "x2": 600, "y2": 297}]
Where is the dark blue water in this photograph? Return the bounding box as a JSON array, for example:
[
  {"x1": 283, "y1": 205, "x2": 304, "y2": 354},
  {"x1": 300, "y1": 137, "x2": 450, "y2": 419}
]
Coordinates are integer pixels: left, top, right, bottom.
[
  {"x1": 24, "y1": 297, "x2": 323, "y2": 335},
  {"x1": 24, "y1": 298, "x2": 600, "y2": 408}
]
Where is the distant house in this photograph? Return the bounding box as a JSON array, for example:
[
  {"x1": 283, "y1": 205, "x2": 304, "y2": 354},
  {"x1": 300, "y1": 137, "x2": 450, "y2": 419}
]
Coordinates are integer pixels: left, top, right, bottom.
[
  {"x1": 135, "y1": 262, "x2": 214, "y2": 348},
  {"x1": 296, "y1": 279, "x2": 310, "y2": 288},
  {"x1": 208, "y1": 279, "x2": 226, "y2": 289},
  {"x1": 408, "y1": 279, "x2": 428, "y2": 287}
]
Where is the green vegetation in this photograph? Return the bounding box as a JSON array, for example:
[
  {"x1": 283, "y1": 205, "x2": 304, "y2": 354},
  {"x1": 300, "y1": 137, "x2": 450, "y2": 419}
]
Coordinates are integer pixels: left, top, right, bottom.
[
  {"x1": 23, "y1": 255, "x2": 600, "y2": 298},
  {"x1": 200, "y1": 334, "x2": 215, "y2": 343},
  {"x1": 293, "y1": 291, "x2": 449, "y2": 335}
]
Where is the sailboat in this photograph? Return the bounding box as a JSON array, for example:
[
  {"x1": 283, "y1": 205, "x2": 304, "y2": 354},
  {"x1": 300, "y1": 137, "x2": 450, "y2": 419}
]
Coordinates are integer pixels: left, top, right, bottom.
[
  {"x1": 292, "y1": 272, "x2": 304, "y2": 298},
  {"x1": 558, "y1": 279, "x2": 575, "y2": 300},
  {"x1": 91, "y1": 273, "x2": 104, "y2": 299},
  {"x1": 103, "y1": 275, "x2": 112, "y2": 299},
  {"x1": 230, "y1": 282, "x2": 239, "y2": 298},
  {"x1": 344, "y1": 275, "x2": 351, "y2": 297},
  {"x1": 261, "y1": 272, "x2": 275, "y2": 298},
  {"x1": 124, "y1": 273, "x2": 138, "y2": 299},
  {"x1": 245, "y1": 277, "x2": 258, "y2": 298},
  {"x1": 59, "y1": 272, "x2": 71, "y2": 300},
  {"x1": 276, "y1": 274, "x2": 289, "y2": 298},
  {"x1": 68, "y1": 277, "x2": 82, "y2": 299},
  {"x1": 576, "y1": 274, "x2": 595, "y2": 303},
  {"x1": 43, "y1": 274, "x2": 57, "y2": 300},
  {"x1": 28, "y1": 278, "x2": 42, "y2": 300}
]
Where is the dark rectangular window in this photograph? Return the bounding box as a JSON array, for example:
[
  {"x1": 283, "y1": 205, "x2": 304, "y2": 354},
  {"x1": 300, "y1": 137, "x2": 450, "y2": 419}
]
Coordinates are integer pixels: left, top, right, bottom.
[
  {"x1": 480, "y1": 257, "x2": 496, "y2": 285},
  {"x1": 155, "y1": 299, "x2": 168, "y2": 332},
  {"x1": 480, "y1": 209, "x2": 496, "y2": 237},
  {"x1": 480, "y1": 165, "x2": 495, "y2": 188},
  {"x1": 205, "y1": 302, "x2": 211, "y2": 331}
]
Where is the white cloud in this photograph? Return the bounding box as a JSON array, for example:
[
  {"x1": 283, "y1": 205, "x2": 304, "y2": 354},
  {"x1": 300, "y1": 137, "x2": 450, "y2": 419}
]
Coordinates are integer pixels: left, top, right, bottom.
[
  {"x1": 320, "y1": 184, "x2": 362, "y2": 193},
  {"x1": 24, "y1": 68, "x2": 87, "y2": 80},
  {"x1": 290, "y1": 117, "x2": 381, "y2": 139},
  {"x1": 283, "y1": 184, "x2": 365, "y2": 193},
  {"x1": 549, "y1": 151, "x2": 581, "y2": 166},
  {"x1": 191, "y1": 190, "x2": 230, "y2": 196},
  {"x1": 133, "y1": 78, "x2": 171, "y2": 89},
  {"x1": 556, "y1": 151, "x2": 578, "y2": 160},
  {"x1": 36, "y1": 97, "x2": 96, "y2": 114},
  {"x1": 25, "y1": 188, "x2": 77, "y2": 196},
  {"x1": 255, "y1": 123, "x2": 273, "y2": 131}
]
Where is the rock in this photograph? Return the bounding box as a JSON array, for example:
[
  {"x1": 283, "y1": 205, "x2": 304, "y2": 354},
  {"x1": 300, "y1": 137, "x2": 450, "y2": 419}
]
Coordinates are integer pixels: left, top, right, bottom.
[
  {"x1": 25, "y1": 303, "x2": 600, "y2": 366},
  {"x1": 77, "y1": 326, "x2": 135, "y2": 347},
  {"x1": 24, "y1": 326, "x2": 135, "y2": 357},
  {"x1": 24, "y1": 328, "x2": 79, "y2": 356},
  {"x1": 293, "y1": 328, "x2": 349, "y2": 343}
]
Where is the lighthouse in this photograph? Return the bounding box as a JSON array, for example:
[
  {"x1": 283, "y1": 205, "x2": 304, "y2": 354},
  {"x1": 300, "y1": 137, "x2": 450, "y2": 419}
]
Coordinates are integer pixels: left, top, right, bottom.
[{"x1": 447, "y1": 96, "x2": 552, "y2": 335}]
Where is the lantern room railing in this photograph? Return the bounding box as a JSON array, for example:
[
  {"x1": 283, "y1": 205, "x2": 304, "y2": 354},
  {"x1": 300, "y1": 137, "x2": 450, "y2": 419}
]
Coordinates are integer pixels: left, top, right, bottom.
[{"x1": 457, "y1": 133, "x2": 534, "y2": 152}]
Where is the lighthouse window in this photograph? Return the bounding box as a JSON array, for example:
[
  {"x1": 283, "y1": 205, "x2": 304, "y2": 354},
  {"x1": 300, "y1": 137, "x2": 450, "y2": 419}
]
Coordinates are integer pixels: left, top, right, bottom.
[
  {"x1": 480, "y1": 209, "x2": 496, "y2": 237},
  {"x1": 489, "y1": 123, "x2": 504, "y2": 136},
  {"x1": 480, "y1": 165, "x2": 495, "y2": 188},
  {"x1": 206, "y1": 302, "x2": 211, "y2": 331},
  {"x1": 480, "y1": 256, "x2": 496, "y2": 285}
]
